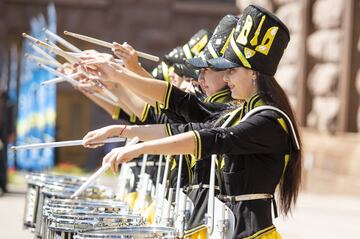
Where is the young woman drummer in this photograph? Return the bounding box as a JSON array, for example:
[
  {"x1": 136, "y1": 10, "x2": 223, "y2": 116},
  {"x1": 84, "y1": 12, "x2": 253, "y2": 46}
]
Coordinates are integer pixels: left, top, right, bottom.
[{"x1": 81, "y1": 5, "x2": 302, "y2": 238}]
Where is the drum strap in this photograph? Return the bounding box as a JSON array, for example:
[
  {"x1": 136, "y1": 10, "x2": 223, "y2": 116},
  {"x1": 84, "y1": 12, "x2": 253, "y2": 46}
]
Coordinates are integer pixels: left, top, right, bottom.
[
  {"x1": 218, "y1": 193, "x2": 278, "y2": 218},
  {"x1": 184, "y1": 184, "x2": 220, "y2": 192}
]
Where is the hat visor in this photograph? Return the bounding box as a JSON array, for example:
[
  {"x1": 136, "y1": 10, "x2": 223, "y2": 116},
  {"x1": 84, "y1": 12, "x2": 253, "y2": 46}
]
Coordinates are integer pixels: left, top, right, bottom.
[
  {"x1": 182, "y1": 66, "x2": 199, "y2": 80},
  {"x1": 174, "y1": 64, "x2": 199, "y2": 80},
  {"x1": 162, "y1": 56, "x2": 184, "y2": 66},
  {"x1": 186, "y1": 57, "x2": 209, "y2": 69},
  {"x1": 207, "y1": 57, "x2": 240, "y2": 71}
]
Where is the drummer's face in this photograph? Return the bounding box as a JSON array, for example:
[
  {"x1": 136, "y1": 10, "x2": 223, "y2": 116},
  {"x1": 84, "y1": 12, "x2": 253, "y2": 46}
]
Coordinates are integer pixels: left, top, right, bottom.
[
  {"x1": 169, "y1": 72, "x2": 184, "y2": 88},
  {"x1": 223, "y1": 67, "x2": 256, "y2": 101},
  {"x1": 198, "y1": 68, "x2": 227, "y2": 96}
]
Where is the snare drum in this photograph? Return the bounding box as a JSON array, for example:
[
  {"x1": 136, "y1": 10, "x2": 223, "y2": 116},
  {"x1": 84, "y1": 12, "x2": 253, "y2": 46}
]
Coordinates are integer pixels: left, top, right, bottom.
[
  {"x1": 74, "y1": 226, "x2": 176, "y2": 239},
  {"x1": 42, "y1": 198, "x2": 131, "y2": 237},
  {"x1": 31, "y1": 174, "x2": 109, "y2": 238},
  {"x1": 46, "y1": 212, "x2": 144, "y2": 239},
  {"x1": 23, "y1": 173, "x2": 87, "y2": 230}
]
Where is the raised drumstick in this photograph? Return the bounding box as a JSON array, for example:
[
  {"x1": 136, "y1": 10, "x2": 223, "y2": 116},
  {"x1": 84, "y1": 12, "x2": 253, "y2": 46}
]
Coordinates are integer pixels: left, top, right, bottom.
[
  {"x1": 25, "y1": 53, "x2": 61, "y2": 68},
  {"x1": 23, "y1": 33, "x2": 119, "y2": 103},
  {"x1": 39, "y1": 63, "x2": 116, "y2": 106},
  {"x1": 23, "y1": 33, "x2": 78, "y2": 63},
  {"x1": 71, "y1": 137, "x2": 140, "y2": 198},
  {"x1": 29, "y1": 44, "x2": 62, "y2": 67},
  {"x1": 43, "y1": 28, "x2": 82, "y2": 53},
  {"x1": 64, "y1": 31, "x2": 160, "y2": 62},
  {"x1": 11, "y1": 137, "x2": 126, "y2": 151},
  {"x1": 41, "y1": 72, "x2": 82, "y2": 86}
]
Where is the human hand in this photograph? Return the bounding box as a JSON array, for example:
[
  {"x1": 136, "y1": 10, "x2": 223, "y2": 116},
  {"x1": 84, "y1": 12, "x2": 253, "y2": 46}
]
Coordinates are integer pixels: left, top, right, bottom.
[
  {"x1": 82, "y1": 125, "x2": 121, "y2": 148},
  {"x1": 112, "y1": 42, "x2": 139, "y2": 70},
  {"x1": 102, "y1": 144, "x2": 142, "y2": 174}
]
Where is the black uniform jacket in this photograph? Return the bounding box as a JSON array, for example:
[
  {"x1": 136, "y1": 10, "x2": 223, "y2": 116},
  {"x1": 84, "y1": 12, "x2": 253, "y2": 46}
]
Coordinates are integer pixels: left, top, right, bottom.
[{"x1": 162, "y1": 84, "x2": 292, "y2": 238}]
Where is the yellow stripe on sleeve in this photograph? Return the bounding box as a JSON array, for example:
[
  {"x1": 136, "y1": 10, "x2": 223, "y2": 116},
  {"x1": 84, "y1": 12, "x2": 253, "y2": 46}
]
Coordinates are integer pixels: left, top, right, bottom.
[
  {"x1": 164, "y1": 123, "x2": 173, "y2": 137},
  {"x1": 140, "y1": 104, "x2": 151, "y2": 122},
  {"x1": 160, "y1": 82, "x2": 173, "y2": 110},
  {"x1": 112, "y1": 106, "x2": 121, "y2": 120},
  {"x1": 192, "y1": 131, "x2": 202, "y2": 160},
  {"x1": 129, "y1": 113, "x2": 137, "y2": 123}
]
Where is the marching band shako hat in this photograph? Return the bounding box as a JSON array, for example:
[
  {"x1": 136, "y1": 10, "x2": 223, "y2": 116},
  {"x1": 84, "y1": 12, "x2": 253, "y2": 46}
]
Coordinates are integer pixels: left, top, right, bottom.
[
  {"x1": 173, "y1": 63, "x2": 199, "y2": 80},
  {"x1": 186, "y1": 15, "x2": 239, "y2": 69},
  {"x1": 208, "y1": 5, "x2": 290, "y2": 76},
  {"x1": 162, "y1": 29, "x2": 212, "y2": 66},
  {"x1": 152, "y1": 61, "x2": 171, "y2": 82}
]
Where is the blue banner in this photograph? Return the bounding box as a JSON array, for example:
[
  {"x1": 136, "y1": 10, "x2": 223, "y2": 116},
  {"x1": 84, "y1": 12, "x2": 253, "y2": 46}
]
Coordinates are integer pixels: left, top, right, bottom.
[{"x1": 16, "y1": 4, "x2": 57, "y2": 171}]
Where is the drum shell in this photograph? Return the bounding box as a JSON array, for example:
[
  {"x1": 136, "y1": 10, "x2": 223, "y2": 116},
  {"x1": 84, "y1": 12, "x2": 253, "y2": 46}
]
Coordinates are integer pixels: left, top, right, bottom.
[
  {"x1": 46, "y1": 213, "x2": 145, "y2": 239},
  {"x1": 74, "y1": 226, "x2": 176, "y2": 239},
  {"x1": 23, "y1": 173, "x2": 86, "y2": 230}
]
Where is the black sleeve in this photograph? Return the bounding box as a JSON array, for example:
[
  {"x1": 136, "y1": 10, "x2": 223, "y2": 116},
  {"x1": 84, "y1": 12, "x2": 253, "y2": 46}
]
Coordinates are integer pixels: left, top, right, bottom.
[
  {"x1": 161, "y1": 83, "x2": 232, "y2": 123},
  {"x1": 193, "y1": 111, "x2": 290, "y2": 159},
  {"x1": 165, "y1": 121, "x2": 216, "y2": 136},
  {"x1": 112, "y1": 104, "x2": 159, "y2": 125}
]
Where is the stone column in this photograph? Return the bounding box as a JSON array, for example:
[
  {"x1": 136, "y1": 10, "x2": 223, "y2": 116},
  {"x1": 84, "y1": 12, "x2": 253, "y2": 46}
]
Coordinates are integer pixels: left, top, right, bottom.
[{"x1": 306, "y1": 0, "x2": 344, "y2": 133}]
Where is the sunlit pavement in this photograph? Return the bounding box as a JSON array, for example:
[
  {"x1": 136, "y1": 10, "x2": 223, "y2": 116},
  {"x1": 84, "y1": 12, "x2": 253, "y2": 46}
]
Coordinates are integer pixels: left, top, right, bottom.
[
  {"x1": 276, "y1": 193, "x2": 360, "y2": 238},
  {"x1": 1, "y1": 184, "x2": 360, "y2": 239}
]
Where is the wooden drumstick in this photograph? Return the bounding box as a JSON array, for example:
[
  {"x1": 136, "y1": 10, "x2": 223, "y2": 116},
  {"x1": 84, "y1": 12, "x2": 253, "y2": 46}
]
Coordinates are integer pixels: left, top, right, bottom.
[
  {"x1": 41, "y1": 72, "x2": 82, "y2": 86},
  {"x1": 29, "y1": 44, "x2": 62, "y2": 67},
  {"x1": 25, "y1": 53, "x2": 61, "y2": 68},
  {"x1": 39, "y1": 63, "x2": 117, "y2": 105},
  {"x1": 64, "y1": 31, "x2": 160, "y2": 62},
  {"x1": 71, "y1": 137, "x2": 140, "y2": 198},
  {"x1": 43, "y1": 28, "x2": 82, "y2": 53},
  {"x1": 23, "y1": 33, "x2": 78, "y2": 63},
  {"x1": 11, "y1": 137, "x2": 125, "y2": 151},
  {"x1": 23, "y1": 33, "x2": 120, "y2": 103}
]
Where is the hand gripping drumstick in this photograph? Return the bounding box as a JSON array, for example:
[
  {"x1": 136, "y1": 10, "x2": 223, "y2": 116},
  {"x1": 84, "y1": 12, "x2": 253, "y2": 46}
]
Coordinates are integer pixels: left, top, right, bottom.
[
  {"x1": 71, "y1": 137, "x2": 140, "y2": 198},
  {"x1": 11, "y1": 137, "x2": 126, "y2": 151},
  {"x1": 64, "y1": 31, "x2": 160, "y2": 62},
  {"x1": 39, "y1": 63, "x2": 117, "y2": 105}
]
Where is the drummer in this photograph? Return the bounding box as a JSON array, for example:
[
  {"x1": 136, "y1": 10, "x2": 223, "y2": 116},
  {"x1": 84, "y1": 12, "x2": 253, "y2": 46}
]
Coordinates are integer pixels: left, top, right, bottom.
[{"x1": 81, "y1": 5, "x2": 302, "y2": 238}]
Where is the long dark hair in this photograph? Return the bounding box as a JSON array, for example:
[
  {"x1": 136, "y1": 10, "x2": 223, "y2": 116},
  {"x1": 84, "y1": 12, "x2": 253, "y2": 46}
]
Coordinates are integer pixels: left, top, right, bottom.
[{"x1": 256, "y1": 72, "x2": 302, "y2": 216}]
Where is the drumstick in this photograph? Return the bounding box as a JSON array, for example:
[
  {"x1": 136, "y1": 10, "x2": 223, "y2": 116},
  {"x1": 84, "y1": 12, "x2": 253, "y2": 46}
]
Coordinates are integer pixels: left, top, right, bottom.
[
  {"x1": 43, "y1": 28, "x2": 82, "y2": 53},
  {"x1": 45, "y1": 38, "x2": 63, "y2": 51},
  {"x1": 64, "y1": 31, "x2": 160, "y2": 62},
  {"x1": 11, "y1": 137, "x2": 126, "y2": 151},
  {"x1": 39, "y1": 64, "x2": 117, "y2": 105},
  {"x1": 71, "y1": 137, "x2": 140, "y2": 198},
  {"x1": 24, "y1": 33, "x2": 120, "y2": 103},
  {"x1": 29, "y1": 44, "x2": 62, "y2": 67},
  {"x1": 22, "y1": 33, "x2": 78, "y2": 63},
  {"x1": 25, "y1": 53, "x2": 61, "y2": 68},
  {"x1": 41, "y1": 72, "x2": 82, "y2": 86}
]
